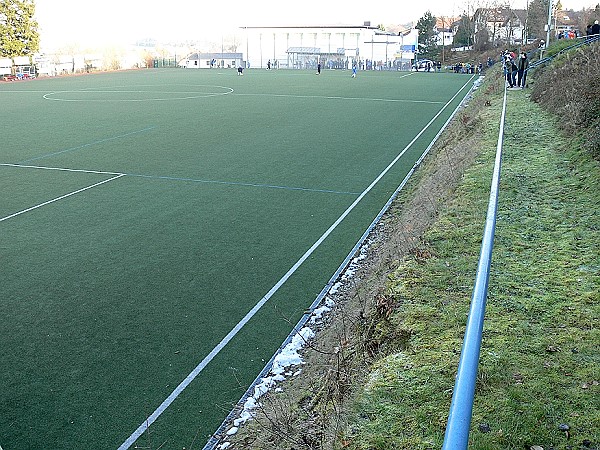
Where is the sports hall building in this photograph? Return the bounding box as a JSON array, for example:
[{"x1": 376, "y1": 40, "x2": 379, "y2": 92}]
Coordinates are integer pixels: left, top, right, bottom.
[{"x1": 240, "y1": 22, "x2": 418, "y2": 70}]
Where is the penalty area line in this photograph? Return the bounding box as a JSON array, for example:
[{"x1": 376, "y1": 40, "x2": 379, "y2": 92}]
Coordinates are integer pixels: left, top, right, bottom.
[
  {"x1": 117, "y1": 75, "x2": 475, "y2": 450},
  {"x1": 0, "y1": 174, "x2": 125, "y2": 223},
  {"x1": 0, "y1": 162, "x2": 123, "y2": 176}
]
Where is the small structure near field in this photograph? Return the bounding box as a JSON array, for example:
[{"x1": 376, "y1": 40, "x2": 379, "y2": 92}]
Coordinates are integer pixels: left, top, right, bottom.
[
  {"x1": 0, "y1": 58, "x2": 12, "y2": 77},
  {"x1": 182, "y1": 52, "x2": 244, "y2": 69},
  {"x1": 1, "y1": 56, "x2": 37, "y2": 81}
]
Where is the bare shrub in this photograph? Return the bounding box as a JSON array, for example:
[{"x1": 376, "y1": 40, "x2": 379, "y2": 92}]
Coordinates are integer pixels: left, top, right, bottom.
[{"x1": 530, "y1": 42, "x2": 600, "y2": 159}]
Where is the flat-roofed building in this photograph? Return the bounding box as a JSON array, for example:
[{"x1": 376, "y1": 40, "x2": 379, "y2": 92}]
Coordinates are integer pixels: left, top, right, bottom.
[{"x1": 240, "y1": 23, "x2": 418, "y2": 70}]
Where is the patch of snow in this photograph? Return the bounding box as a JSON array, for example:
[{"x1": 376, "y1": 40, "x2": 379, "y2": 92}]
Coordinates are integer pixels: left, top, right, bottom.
[
  {"x1": 232, "y1": 326, "x2": 316, "y2": 430},
  {"x1": 329, "y1": 281, "x2": 343, "y2": 294},
  {"x1": 310, "y1": 304, "x2": 331, "y2": 323},
  {"x1": 218, "y1": 240, "x2": 372, "y2": 447}
]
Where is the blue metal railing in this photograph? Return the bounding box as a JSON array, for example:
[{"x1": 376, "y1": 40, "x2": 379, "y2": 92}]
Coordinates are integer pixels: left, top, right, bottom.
[
  {"x1": 528, "y1": 34, "x2": 600, "y2": 72},
  {"x1": 443, "y1": 35, "x2": 599, "y2": 446},
  {"x1": 441, "y1": 82, "x2": 508, "y2": 449}
]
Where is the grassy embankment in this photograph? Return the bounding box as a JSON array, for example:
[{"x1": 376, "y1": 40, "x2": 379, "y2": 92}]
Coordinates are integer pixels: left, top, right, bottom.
[{"x1": 342, "y1": 44, "x2": 599, "y2": 449}]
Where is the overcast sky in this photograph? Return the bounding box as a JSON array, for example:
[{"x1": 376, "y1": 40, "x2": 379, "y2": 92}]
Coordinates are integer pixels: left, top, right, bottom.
[{"x1": 34, "y1": 0, "x2": 598, "y2": 49}]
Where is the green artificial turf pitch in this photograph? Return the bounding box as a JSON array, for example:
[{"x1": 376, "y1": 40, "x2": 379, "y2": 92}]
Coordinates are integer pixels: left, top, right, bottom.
[{"x1": 0, "y1": 68, "x2": 474, "y2": 449}]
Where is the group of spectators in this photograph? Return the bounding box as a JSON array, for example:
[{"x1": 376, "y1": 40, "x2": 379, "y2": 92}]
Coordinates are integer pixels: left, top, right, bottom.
[
  {"x1": 451, "y1": 62, "x2": 484, "y2": 74},
  {"x1": 560, "y1": 20, "x2": 599, "y2": 39},
  {"x1": 586, "y1": 20, "x2": 600, "y2": 36},
  {"x1": 558, "y1": 29, "x2": 580, "y2": 39},
  {"x1": 502, "y1": 50, "x2": 529, "y2": 89}
]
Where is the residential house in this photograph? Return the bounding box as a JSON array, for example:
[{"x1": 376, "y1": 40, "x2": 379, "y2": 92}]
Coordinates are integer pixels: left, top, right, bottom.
[
  {"x1": 555, "y1": 10, "x2": 584, "y2": 38},
  {"x1": 435, "y1": 17, "x2": 460, "y2": 46},
  {"x1": 473, "y1": 7, "x2": 527, "y2": 47}
]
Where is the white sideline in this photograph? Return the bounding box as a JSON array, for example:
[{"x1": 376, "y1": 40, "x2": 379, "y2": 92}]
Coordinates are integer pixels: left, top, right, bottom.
[
  {"x1": 0, "y1": 174, "x2": 125, "y2": 223},
  {"x1": 118, "y1": 76, "x2": 475, "y2": 450}
]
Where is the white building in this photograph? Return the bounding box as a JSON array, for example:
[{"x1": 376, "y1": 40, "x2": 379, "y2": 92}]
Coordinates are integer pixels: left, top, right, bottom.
[
  {"x1": 182, "y1": 52, "x2": 244, "y2": 69},
  {"x1": 473, "y1": 8, "x2": 528, "y2": 47},
  {"x1": 240, "y1": 23, "x2": 418, "y2": 70},
  {"x1": 0, "y1": 58, "x2": 13, "y2": 76},
  {"x1": 435, "y1": 17, "x2": 460, "y2": 47}
]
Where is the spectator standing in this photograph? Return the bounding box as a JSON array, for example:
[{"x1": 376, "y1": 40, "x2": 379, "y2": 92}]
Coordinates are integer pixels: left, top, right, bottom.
[
  {"x1": 592, "y1": 20, "x2": 600, "y2": 35},
  {"x1": 511, "y1": 56, "x2": 518, "y2": 87},
  {"x1": 517, "y1": 52, "x2": 528, "y2": 88},
  {"x1": 503, "y1": 54, "x2": 513, "y2": 87}
]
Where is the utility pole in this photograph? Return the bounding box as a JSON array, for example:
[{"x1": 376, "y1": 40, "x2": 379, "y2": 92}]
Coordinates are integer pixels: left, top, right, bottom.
[
  {"x1": 524, "y1": 0, "x2": 529, "y2": 45},
  {"x1": 442, "y1": 16, "x2": 445, "y2": 65},
  {"x1": 545, "y1": 0, "x2": 553, "y2": 51}
]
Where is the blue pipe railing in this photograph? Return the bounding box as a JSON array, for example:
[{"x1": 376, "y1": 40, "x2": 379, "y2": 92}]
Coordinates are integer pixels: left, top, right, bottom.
[
  {"x1": 441, "y1": 82, "x2": 508, "y2": 449},
  {"x1": 443, "y1": 35, "x2": 599, "y2": 447},
  {"x1": 528, "y1": 34, "x2": 600, "y2": 72}
]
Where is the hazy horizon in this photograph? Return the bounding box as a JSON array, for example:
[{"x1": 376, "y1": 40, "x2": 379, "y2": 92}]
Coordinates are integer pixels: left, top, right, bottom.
[{"x1": 34, "y1": 0, "x2": 599, "y2": 51}]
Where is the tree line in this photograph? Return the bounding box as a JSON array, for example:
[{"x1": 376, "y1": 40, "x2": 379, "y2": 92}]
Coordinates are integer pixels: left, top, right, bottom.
[
  {"x1": 415, "y1": 0, "x2": 600, "y2": 60},
  {"x1": 0, "y1": 0, "x2": 39, "y2": 58}
]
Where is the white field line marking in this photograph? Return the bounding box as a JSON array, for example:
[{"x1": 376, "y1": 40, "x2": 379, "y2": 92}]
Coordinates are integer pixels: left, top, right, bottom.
[
  {"x1": 0, "y1": 163, "x2": 123, "y2": 176},
  {"x1": 0, "y1": 90, "x2": 58, "y2": 93},
  {"x1": 1, "y1": 164, "x2": 359, "y2": 195},
  {"x1": 46, "y1": 90, "x2": 231, "y2": 94},
  {"x1": 233, "y1": 92, "x2": 445, "y2": 104},
  {"x1": 19, "y1": 127, "x2": 156, "y2": 163},
  {"x1": 43, "y1": 92, "x2": 234, "y2": 103},
  {"x1": 118, "y1": 76, "x2": 474, "y2": 450},
  {"x1": 0, "y1": 175, "x2": 125, "y2": 223},
  {"x1": 126, "y1": 172, "x2": 360, "y2": 195}
]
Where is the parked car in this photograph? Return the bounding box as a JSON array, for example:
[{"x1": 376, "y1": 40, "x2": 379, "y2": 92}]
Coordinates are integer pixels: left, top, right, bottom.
[{"x1": 412, "y1": 59, "x2": 434, "y2": 71}]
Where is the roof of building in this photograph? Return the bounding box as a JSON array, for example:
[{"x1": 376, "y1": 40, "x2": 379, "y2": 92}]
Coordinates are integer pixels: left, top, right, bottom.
[
  {"x1": 186, "y1": 53, "x2": 243, "y2": 60},
  {"x1": 285, "y1": 47, "x2": 346, "y2": 55},
  {"x1": 240, "y1": 24, "x2": 378, "y2": 30},
  {"x1": 556, "y1": 10, "x2": 583, "y2": 26},
  {"x1": 435, "y1": 17, "x2": 461, "y2": 30}
]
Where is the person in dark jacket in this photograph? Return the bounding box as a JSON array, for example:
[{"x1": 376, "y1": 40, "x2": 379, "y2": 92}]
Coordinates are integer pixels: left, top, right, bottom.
[
  {"x1": 503, "y1": 54, "x2": 514, "y2": 87},
  {"x1": 510, "y1": 57, "x2": 518, "y2": 87},
  {"x1": 517, "y1": 52, "x2": 529, "y2": 88}
]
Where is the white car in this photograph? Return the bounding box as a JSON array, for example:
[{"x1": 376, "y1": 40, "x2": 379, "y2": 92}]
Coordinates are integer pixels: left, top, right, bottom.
[{"x1": 412, "y1": 59, "x2": 434, "y2": 71}]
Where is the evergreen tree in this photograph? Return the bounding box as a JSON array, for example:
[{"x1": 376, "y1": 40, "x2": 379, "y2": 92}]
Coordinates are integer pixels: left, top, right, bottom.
[
  {"x1": 0, "y1": 0, "x2": 40, "y2": 58},
  {"x1": 453, "y1": 13, "x2": 474, "y2": 47},
  {"x1": 415, "y1": 11, "x2": 438, "y2": 59},
  {"x1": 527, "y1": 0, "x2": 555, "y2": 41}
]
